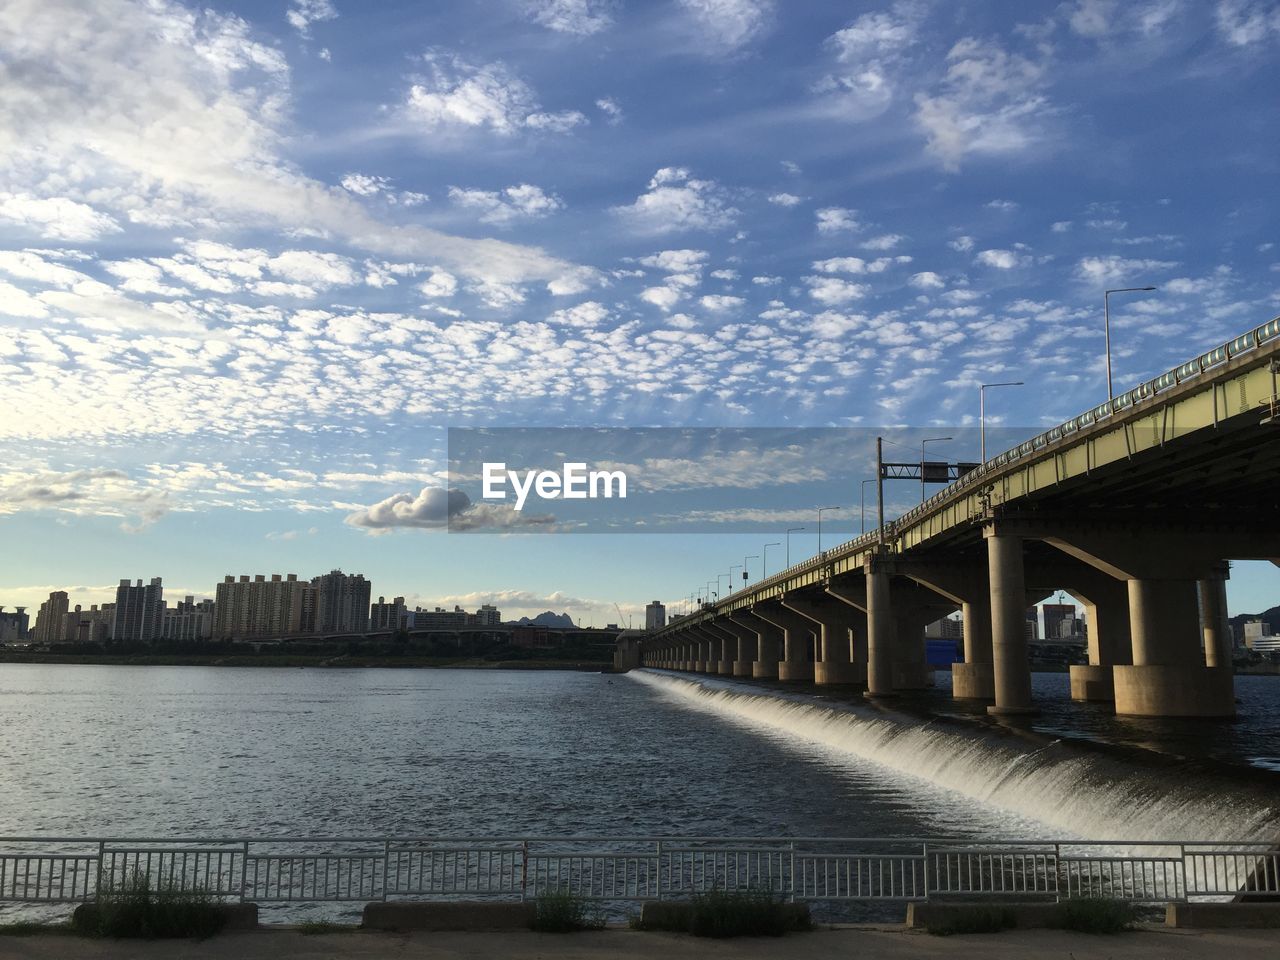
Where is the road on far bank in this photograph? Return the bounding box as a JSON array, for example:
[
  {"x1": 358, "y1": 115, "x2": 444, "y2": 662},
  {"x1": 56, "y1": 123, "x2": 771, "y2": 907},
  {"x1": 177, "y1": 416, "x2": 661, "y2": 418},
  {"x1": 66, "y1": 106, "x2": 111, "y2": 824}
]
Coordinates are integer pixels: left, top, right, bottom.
[{"x1": 3, "y1": 926, "x2": 1280, "y2": 960}]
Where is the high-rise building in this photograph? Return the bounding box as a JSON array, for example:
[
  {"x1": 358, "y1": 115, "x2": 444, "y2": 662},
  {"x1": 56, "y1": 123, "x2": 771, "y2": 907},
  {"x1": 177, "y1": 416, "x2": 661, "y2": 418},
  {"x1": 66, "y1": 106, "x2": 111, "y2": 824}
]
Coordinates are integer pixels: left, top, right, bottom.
[
  {"x1": 645, "y1": 601, "x2": 666, "y2": 632},
  {"x1": 1042, "y1": 602, "x2": 1080, "y2": 640},
  {"x1": 163, "y1": 597, "x2": 215, "y2": 641},
  {"x1": 33, "y1": 591, "x2": 70, "y2": 644},
  {"x1": 63, "y1": 604, "x2": 115, "y2": 643},
  {"x1": 112, "y1": 578, "x2": 165, "y2": 642},
  {"x1": 408, "y1": 605, "x2": 468, "y2": 629},
  {"x1": 1024, "y1": 606, "x2": 1040, "y2": 641},
  {"x1": 369, "y1": 596, "x2": 408, "y2": 631},
  {"x1": 0, "y1": 606, "x2": 30, "y2": 642},
  {"x1": 470, "y1": 603, "x2": 501, "y2": 627},
  {"x1": 310, "y1": 570, "x2": 371, "y2": 633},
  {"x1": 214, "y1": 574, "x2": 310, "y2": 639}
]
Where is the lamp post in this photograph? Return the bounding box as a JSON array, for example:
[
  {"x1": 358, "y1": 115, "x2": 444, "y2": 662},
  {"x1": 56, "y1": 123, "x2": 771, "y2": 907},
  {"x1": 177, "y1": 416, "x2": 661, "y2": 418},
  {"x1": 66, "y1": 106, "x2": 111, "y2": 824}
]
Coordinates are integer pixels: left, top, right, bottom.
[
  {"x1": 817, "y1": 506, "x2": 841, "y2": 554},
  {"x1": 979, "y1": 382, "x2": 1023, "y2": 463},
  {"x1": 786, "y1": 527, "x2": 805, "y2": 567},
  {"x1": 1104, "y1": 286, "x2": 1156, "y2": 400},
  {"x1": 705, "y1": 581, "x2": 715, "y2": 607},
  {"x1": 763, "y1": 542, "x2": 781, "y2": 577},
  {"x1": 743, "y1": 555, "x2": 759, "y2": 584},
  {"x1": 920, "y1": 436, "x2": 952, "y2": 503},
  {"x1": 860, "y1": 479, "x2": 876, "y2": 535},
  {"x1": 728, "y1": 565, "x2": 742, "y2": 594},
  {"x1": 717, "y1": 573, "x2": 729, "y2": 599}
]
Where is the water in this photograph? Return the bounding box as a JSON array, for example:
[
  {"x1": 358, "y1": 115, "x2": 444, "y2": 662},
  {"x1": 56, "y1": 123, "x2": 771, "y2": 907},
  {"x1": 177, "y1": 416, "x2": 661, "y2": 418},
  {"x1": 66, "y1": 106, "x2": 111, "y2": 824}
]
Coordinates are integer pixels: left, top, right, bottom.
[{"x1": 1, "y1": 663, "x2": 1276, "y2": 844}]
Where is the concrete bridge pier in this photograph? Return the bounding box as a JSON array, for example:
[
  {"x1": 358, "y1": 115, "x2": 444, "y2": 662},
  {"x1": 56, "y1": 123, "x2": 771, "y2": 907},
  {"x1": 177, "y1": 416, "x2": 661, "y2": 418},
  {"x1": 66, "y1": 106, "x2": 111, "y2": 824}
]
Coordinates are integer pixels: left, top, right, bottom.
[
  {"x1": 703, "y1": 622, "x2": 737, "y2": 676},
  {"x1": 954, "y1": 597, "x2": 994, "y2": 699},
  {"x1": 781, "y1": 595, "x2": 864, "y2": 686},
  {"x1": 1069, "y1": 582, "x2": 1132, "y2": 702},
  {"x1": 985, "y1": 529, "x2": 1037, "y2": 716},
  {"x1": 730, "y1": 610, "x2": 781, "y2": 678},
  {"x1": 863, "y1": 561, "x2": 897, "y2": 698},
  {"x1": 752, "y1": 604, "x2": 815, "y2": 681},
  {"x1": 690, "y1": 630, "x2": 712, "y2": 673},
  {"x1": 718, "y1": 619, "x2": 758, "y2": 677},
  {"x1": 1199, "y1": 573, "x2": 1233, "y2": 669},
  {"x1": 1114, "y1": 578, "x2": 1235, "y2": 717}
]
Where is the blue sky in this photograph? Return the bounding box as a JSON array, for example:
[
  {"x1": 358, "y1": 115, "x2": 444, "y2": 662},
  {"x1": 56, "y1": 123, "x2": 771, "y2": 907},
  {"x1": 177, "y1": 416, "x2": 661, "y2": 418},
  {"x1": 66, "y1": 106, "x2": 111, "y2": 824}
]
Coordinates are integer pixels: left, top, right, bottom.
[{"x1": 1, "y1": 0, "x2": 1278, "y2": 623}]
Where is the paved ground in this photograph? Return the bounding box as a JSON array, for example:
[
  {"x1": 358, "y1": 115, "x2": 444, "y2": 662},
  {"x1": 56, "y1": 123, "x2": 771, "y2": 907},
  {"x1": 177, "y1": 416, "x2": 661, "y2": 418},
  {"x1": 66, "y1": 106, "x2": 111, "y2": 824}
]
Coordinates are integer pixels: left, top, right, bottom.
[{"x1": 2, "y1": 926, "x2": 1280, "y2": 960}]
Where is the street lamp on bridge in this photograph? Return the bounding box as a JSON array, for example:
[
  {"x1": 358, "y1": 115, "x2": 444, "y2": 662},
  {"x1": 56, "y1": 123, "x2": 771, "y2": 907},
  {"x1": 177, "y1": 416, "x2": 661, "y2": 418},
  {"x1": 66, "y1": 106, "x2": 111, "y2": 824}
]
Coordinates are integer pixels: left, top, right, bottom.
[
  {"x1": 728, "y1": 565, "x2": 742, "y2": 594},
  {"x1": 860, "y1": 479, "x2": 876, "y2": 535},
  {"x1": 743, "y1": 555, "x2": 759, "y2": 584},
  {"x1": 786, "y1": 527, "x2": 805, "y2": 567},
  {"x1": 1104, "y1": 286, "x2": 1156, "y2": 400},
  {"x1": 817, "y1": 506, "x2": 841, "y2": 554},
  {"x1": 763, "y1": 542, "x2": 781, "y2": 577},
  {"x1": 979, "y1": 381, "x2": 1023, "y2": 463}
]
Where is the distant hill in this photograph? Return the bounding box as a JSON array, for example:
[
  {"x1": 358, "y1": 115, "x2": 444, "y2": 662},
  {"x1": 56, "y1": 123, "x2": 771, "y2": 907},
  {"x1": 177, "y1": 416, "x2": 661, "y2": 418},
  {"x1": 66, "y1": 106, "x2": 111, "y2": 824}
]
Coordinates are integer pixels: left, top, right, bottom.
[
  {"x1": 1229, "y1": 605, "x2": 1280, "y2": 632},
  {"x1": 511, "y1": 611, "x2": 576, "y2": 628}
]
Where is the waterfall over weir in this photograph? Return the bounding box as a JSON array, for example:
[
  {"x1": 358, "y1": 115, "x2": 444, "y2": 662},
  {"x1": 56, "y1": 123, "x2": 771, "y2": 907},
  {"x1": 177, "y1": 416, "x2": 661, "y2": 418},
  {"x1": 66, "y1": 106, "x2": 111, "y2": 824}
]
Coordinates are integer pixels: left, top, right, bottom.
[{"x1": 629, "y1": 670, "x2": 1280, "y2": 844}]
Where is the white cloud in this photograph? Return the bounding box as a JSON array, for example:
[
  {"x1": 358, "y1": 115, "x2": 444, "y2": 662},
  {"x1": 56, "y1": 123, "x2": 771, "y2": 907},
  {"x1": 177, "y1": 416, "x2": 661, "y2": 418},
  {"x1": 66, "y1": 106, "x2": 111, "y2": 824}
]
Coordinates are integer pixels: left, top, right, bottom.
[
  {"x1": 677, "y1": 0, "x2": 774, "y2": 51},
  {"x1": 948, "y1": 235, "x2": 975, "y2": 252},
  {"x1": 526, "y1": 0, "x2": 615, "y2": 35},
  {"x1": 1068, "y1": 0, "x2": 1116, "y2": 37},
  {"x1": 1215, "y1": 0, "x2": 1280, "y2": 44},
  {"x1": 975, "y1": 248, "x2": 1028, "y2": 269},
  {"x1": 829, "y1": 11, "x2": 917, "y2": 61},
  {"x1": 287, "y1": 0, "x2": 337, "y2": 37},
  {"x1": 1075, "y1": 255, "x2": 1175, "y2": 284},
  {"x1": 418, "y1": 269, "x2": 458, "y2": 298},
  {"x1": 0, "y1": 2, "x2": 580, "y2": 285},
  {"x1": 595, "y1": 97, "x2": 623, "y2": 124},
  {"x1": 805, "y1": 276, "x2": 868, "y2": 305},
  {"x1": 448, "y1": 184, "x2": 565, "y2": 224},
  {"x1": 404, "y1": 51, "x2": 585, "y2": 136},
  {"x1": 910, "y1": 271, "x2": 946, "y2": 289},
  {"x1": 812, "y1": 257, "x2": 867, "y2": 274},
  {"x1": 267, "y1": 251, "x2": 360, "y2": 288},
  {"x1": 768, "y1": 192, "x2": 804, "y2": 207},
  {"x1": 1052, "y1": 220, "x2": 1073, "y2": 232},
  {"x1": 699, "y1": 294, "x2": 744, "y2": 312},
  {"x1": 815, "y1": 207, "x2": 861, "y2": 234},
  {"x1": 341, "y1": 173, "x2": 390, "y2": 196},
  {"x1": 548, "y1": 301, "x2": 610, "y2": 328},
  {"x1": 639, "y1": 249, "x2": 708, "y2": 273},
  {"x1": 612, "y1": 168, "x2": 739, "y2": 234},
  {"x1": 914, "y1": 37, "x2": 1051, "y2": 170},
  {"x1": 863, "y1": 233, "x2": 905, "y2": 250},
  {"x1": 0, "y1": 194, "x2": 121, "y2": 242},
  {"x1": 640, "y1": 286, "x2": 682, "y2": 311}
]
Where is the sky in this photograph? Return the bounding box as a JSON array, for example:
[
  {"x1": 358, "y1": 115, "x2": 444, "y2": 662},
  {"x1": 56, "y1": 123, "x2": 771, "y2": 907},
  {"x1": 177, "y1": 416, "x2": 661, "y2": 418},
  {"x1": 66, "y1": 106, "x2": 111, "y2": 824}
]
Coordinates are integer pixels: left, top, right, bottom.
[{"x1": 1, "y1": 0, "x2": 1278, "y2": 625}]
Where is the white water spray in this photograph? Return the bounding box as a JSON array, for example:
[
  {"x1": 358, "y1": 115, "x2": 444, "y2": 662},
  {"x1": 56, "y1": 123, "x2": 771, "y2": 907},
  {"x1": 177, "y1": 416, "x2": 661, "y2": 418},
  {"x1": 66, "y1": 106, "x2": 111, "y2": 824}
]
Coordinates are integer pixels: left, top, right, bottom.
[{"x1": 630, "y1": 671, "x2": 1280, "y2": 843}]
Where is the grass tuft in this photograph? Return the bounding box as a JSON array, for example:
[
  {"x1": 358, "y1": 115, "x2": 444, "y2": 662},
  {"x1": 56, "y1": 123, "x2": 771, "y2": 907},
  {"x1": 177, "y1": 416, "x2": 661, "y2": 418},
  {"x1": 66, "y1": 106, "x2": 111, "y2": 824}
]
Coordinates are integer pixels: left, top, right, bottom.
[
  {"x1": 0, "y1": 921, "x2": 73, "y2": 936},
  {"x1": 74, "y1": 868, "x2": 227, "y2": 940},
  {"x1": 530, "y1": 886, "x2": 606, "y2": 933},
  {"x1": 635, "y1": 889, "x2": 810, "y2": 938}
]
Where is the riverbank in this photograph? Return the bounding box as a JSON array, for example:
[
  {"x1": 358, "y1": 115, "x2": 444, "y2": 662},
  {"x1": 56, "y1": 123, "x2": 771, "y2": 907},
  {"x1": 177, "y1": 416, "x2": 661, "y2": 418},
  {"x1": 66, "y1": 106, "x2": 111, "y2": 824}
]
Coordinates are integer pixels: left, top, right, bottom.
[
  {"x1": 0, "y1": 653, "x2": 612, "y2": 670},
  {"x1": 2, "y1": 926, "x2": 1279, "y2": 960}
]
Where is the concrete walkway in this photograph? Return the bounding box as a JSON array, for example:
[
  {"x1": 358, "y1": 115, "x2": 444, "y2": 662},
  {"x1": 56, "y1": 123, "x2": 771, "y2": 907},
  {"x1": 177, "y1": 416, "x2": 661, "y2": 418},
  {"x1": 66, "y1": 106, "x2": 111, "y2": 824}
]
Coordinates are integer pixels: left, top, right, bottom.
[{"x1": 2, "y1": 926, "x2": 1280, "y2": 960}]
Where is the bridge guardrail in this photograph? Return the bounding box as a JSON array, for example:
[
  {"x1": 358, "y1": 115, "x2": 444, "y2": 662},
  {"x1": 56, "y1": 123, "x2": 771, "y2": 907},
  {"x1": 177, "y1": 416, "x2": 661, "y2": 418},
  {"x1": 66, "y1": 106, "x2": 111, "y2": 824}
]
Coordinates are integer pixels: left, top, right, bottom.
[{"x1": 1, "y1": 836, "x2": 1276, "y2": 907}]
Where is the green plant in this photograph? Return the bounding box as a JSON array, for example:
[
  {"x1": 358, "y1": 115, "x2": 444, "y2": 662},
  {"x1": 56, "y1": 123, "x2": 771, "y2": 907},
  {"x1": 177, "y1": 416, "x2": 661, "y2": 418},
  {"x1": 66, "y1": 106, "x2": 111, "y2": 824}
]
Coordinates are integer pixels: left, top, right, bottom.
[
  {"x1": 1050, "y1": 898, "x2": 1134, "y2": 934},
  {"x1": 686, "y1": 888, "x2": 809, "y2": 938},
  {"x1": 297, "y1": 920, "x2": 358, "y2": 935},
  {"x1": 75, "y1": 868, "x2": 227, "y2": 940},
  {"x1": 926, "y1": 905, "x2": 1017, "y2": 936},
  {"x1": 530, "y1": 886, "x2": 605, "y2": 932}
]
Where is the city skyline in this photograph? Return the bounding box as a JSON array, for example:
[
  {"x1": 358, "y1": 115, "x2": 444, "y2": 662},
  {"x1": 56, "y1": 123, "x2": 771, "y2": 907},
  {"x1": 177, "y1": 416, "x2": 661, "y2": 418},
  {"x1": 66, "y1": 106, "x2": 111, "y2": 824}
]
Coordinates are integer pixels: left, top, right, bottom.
[{"x1": 1, "y1": 1, "x2": 1278, "y2": 621}]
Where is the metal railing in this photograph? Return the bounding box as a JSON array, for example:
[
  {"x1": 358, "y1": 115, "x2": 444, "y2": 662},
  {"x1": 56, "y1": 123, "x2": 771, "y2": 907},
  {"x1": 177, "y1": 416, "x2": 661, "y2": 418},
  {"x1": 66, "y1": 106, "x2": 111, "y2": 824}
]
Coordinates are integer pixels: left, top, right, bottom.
[{"x1": 1, "y1": 836, "x2": 1276, "y2": 906}]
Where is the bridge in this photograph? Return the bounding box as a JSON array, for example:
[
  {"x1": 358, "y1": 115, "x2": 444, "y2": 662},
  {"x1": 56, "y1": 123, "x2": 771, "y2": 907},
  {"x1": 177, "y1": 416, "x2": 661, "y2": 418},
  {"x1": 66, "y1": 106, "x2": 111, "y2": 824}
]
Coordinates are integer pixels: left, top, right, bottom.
[{"x1": 628, "y1": 316, "x2": 1280, "y2": 718}]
